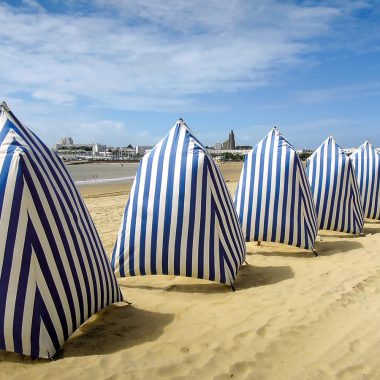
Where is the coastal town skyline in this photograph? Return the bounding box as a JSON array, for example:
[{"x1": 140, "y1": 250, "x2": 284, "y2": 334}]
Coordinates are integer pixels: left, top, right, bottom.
[{"x1": 52, "y1": 127, "x2": 376, "y2": 163}]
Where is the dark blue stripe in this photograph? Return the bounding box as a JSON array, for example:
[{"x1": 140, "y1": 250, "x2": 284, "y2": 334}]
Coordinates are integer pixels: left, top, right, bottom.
[
  {"x1": 236, "y1": 159, "x2": 247, "y2": 223},
  {"x1": 173, "y1": 136, "x2": 190, "y2": 274},
  {"x1": 0, "y1": 120, "x2": 12, "y2": 145},
  {"x1": 297, "y1": 159, "x2": 317, "y2": 238},
  {"x1": 30, "y1": 288, "x2": 41, "y2": 358},
  {"x1": 207, "y1": 161, "x2": 239, "y2": 271},
  {"x1": 366, "y1": 147, "x2": 375, "y2": 217},
  {"x1": 287, "y1": 155, "x2": 297, "y2": 246},
  {"x1": 262, "y1": 134, "x2": 276, "y2": 241},
  {"x1": 280, "y1": 148, "x2": 290, "y2": 243},
  {"x1": 208, "y1": 160, "x2": 243, "y2": 261},
  {"x1": 253, "y1": 139, "x2": 268, "y2": 241},
  {"x1": 186, "y1": 147, "x2": 199, "y2": 277},
  {"x1": 162, "y1": 130, "x2": 181, "y2": 274},
  {"x1": 315, "y1": 142, "x2": 326, "y2": 214},
  {"x1": 0, "y1": 143, "x2": 21, "y2": 216},
  {"x1": 218, "y1": 242, "x2": 227, "y2": 285},
  {"x1": 320, "y1": 140, "x2": 332, "y2": 229},
  {"x1": 139, "y1": 156, "x2": 154, "y2": 275},
  {"x1": 245, "y1": 149, "x2": 257, "y2": 241},
  {"x1": 128, "y1": 163, "x2": 143, "y2": 276},
  {"x1": 210, "y1": 156, "x2": 245, "y2": 255},
  {"x1": 0, "y1": 160, "x2": 24, "y2": 351},
  {"x1": 208, "y1": 198, "x2": 215, "y2": 282},
  {"x1": 12, "y1": 218, "x2": 34, "y2": 354},
  {"x1": 116, "y1": 199, "x2": 129, "y2": 277},
  {"x1": 35, "y1": 288, "x2": 61, "y2": 356},
  {"x1": 371, "y1": 159, "x2": 380, "y2": 219},
  {"x1": 271, "y1": 142, "x2": 283, "y2": 241},
  {"x1": 197, "y1": 158, "x2": 208, "y2": 279},
  {"x1": 150, "y1": 139, "x2": 169, "y2": 274},
  {"x1": 340, "y1": 162, "x2": 351, "y2": 231}
]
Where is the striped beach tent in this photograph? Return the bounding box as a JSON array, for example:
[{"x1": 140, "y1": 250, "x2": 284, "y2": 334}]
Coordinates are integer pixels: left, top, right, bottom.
[
  {"x1": 306, "y1": 137, "x2": 364, "y2": 234},
  {"x1": 112, "y1": 119, "x2": 245, "y2": 287},
  {"x1": 234, "y1": 128, "x2": 318, "y2": 250},
  {"x1": 350, "y1": 140, "x2": 380, "y2": 220},
  {"x1": 0, "y1": 102, "x2": 122, "y2": 358}
]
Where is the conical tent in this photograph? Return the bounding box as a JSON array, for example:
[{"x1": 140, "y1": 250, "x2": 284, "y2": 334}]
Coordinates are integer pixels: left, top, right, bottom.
[
  {"x1": 350, "y1": 141, "x2": 380, "y2": 220},
  {"x1": 306, "y1": 136, "x2": 364, "y2": 234},
  {"x1": 112, "y1": 119, "x2": 245, "y2": 286},
  {"x1": 0, "y1": 103, "x2": 122, "y2": 358},
  {"x1": 234, "y1": 128, "x2": 318, "y2": 250}
]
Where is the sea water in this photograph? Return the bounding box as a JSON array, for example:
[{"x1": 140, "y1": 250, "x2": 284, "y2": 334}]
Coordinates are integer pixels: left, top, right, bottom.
[{"x1": 66, "y1": 162, "x2": 139, "y2": 185}]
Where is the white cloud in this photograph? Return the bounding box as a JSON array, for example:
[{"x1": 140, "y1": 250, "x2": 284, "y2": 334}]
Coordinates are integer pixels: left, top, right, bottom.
[
  {"x1": 0, "y1": 0, "x2": 377, "y2": 146},
  {"x1": 0, "y1": 0, "x2": 343, "y2": 111}
]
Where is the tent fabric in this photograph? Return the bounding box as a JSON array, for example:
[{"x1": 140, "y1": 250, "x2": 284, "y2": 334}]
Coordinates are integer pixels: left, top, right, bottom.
[
  {"x1": 234, "y1": 128, "x2": 318, "y2": 250},
  {"x1": 350, "y1": 141, "x2": 380, "y2": 220},
  {"x1": 112, "y1": 119, "x2": 246, "y2": 286},
  {"x1": 306, "y1": 136, "x2": 364, "y2": 234},
  {"x1": 0, "y1": 104, "x2": 122, "y2": 358}
]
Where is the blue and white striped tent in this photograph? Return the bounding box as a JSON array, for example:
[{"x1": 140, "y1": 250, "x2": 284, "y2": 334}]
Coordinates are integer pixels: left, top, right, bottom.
[
  {"x1": 306, "y1": 137, "x2": 364, "y2": 234},
  {"x1": 350, "y1": 140, "x2": 380, "y2": 220},
  {"x1": 112, "y1": 119, "x2": 245, "y2": 287},
  {"x1": 234, "y1": 128, "x2": 318, "y2": 250},
  {"x1": 0, "y1": 103, "x2": 122, "y2": 358}
]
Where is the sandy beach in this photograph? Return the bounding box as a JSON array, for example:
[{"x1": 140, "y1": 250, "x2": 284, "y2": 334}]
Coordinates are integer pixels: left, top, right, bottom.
[{"x1": 2, "y1": 162, "x2": 380, "y2": 380}]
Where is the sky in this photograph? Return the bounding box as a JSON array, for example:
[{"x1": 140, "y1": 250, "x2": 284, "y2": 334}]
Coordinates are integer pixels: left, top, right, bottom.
[{"x1": 0, "y1": 0, "x2": 379, "y2": 149}]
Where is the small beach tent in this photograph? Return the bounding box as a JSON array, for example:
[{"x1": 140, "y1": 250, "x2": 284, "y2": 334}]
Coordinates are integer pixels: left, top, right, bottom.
[
  {"x1": 350, "y1": 141, "x2": 380, "y2": 220},
  {"x1": 234, "y1": 128, "x2": 318, "y2": 250},
  {"x1": 0, "y1": 102, "x2": 122, "y2": 358},
  {"x1": 112, "y1": 119, "x2": 246, "y2": 287},
  {"x1": 306, "y1": 137, "x2": 364, "y2": 234}
]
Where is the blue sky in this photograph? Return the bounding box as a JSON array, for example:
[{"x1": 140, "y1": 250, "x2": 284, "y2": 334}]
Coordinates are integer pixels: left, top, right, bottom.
[{"x1": 1, "y1": 0, "x2": 379, "y2": 149}]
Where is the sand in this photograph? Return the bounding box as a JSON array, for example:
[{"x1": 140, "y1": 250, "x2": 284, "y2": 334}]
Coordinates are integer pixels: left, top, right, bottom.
[{"x1": 2, "y1": 162, "x2": 380, "y2": 379}]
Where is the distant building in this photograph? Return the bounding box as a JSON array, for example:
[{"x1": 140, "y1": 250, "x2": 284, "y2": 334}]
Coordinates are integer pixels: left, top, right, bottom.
[
  {"x1": 92, "y1": 143, "x2": 107, "y2": 156},
  {"x1": 222, "y1": 130, "x2": 236, "y2": 150},
  {"x1": 136, "y1": 145, "x2": 152, "y2": 156},
  {"x1": 214, "y1": 130, "x2": 236, "y2": 151},
  {"x1": 60, "y1": 137, "x2": 73, "y2": 146}
]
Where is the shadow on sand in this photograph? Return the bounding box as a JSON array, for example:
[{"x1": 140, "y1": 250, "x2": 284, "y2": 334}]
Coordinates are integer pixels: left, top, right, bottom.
[
  {"x1": 248, "y1": 240, "x2": 362, "y2": 258},
  {"x1": 56, "y1": 304, "x2": 174, "y2": 358},
  {"x1": 315, "y1": 240, "x2": 363, "y2": 256},
  {"x1": 234, "y1": 263, "x2": 294, "y2": 290},
  {"x1": 317, "y1": 232, "x2": 362, "y2": 239},
  {"x1": 362, "y1": 227, "x2": 380, "y2": 235},
  {"x1": 364, "y1": 219, "x2": 380, "y2": 224},
  {"x1": 0, "y1": 304, "x2": 173, "y2": 362},
  {"x1": 249, "y1": 250, "x2": 311, "y2": 259},
  {"x1": 160, "y1": 264, "x2": 294, "y2": 293}
]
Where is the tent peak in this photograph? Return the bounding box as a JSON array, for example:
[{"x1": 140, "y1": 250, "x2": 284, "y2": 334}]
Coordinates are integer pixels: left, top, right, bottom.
[
  {"x1": 176, "y1": 118, "x2": 188, "y2": 129},
  {"x1": 270, "y1": 126, "x2": 281, "y2": 135},
  {"x1": 1, "y1": 101, "x2": 10, "y2": 112}
]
